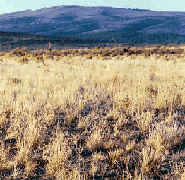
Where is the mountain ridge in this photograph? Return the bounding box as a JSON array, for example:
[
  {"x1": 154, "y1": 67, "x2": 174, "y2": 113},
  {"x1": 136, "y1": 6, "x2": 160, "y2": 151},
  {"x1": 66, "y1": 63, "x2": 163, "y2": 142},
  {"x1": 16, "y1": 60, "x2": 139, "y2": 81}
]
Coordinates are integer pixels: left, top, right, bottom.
[{"x1": 1, "y1": 5, "x2": 185, "y2": 45}]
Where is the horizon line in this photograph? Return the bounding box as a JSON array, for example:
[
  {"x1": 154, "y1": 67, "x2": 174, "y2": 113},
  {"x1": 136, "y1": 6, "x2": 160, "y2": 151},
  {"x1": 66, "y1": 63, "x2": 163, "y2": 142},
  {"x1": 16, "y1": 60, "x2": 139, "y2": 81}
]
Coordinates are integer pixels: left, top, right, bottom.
[{"x1": 1, "y1": 5, "x2": 185, "y2": 16}]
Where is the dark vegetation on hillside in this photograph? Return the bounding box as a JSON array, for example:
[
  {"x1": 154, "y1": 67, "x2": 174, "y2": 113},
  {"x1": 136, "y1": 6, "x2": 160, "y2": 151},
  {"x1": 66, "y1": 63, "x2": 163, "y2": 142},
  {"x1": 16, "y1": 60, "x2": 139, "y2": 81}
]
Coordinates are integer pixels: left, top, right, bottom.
[
  {"x1": 2, "y1": 5, "x2": 185, "y2": 46},
  {"x1": 1, "y1": 30, "x2": 185, "y2": 53},
  {"x1": 0, "y1": 31, "x2": 85, "y2": 51}
]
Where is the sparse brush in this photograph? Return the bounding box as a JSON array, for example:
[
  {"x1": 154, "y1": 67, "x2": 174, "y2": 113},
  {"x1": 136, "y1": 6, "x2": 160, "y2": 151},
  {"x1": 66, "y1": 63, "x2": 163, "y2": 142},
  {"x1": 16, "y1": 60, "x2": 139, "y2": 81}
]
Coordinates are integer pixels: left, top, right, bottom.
[
  {"x1": 11, "y1": 47, "x2": 30, "y2": 56},
  {"x1": 67, "y1": 54, "x2": 73, "y2": 58},
  {"x1": 4, "y1": 52, "x2": 14, "y2": 57},
  {"x1": 43, "y1": 54, "x2": 50, "y2": 60},
  {"x1": 93, "y1": 46, "x2": 101, "y2": 51},
  {"x1": 0, "y1": 45, "x2": 184, "y2": 180},
  {"x1": 54, "y1": 56, "x2": 61, "y2": 61},
  {"x1": 101, "y1": 56, "x2": 108, "y2": 60},
  {"x1": 0, "y1": 52, "x2": 6, "y2": 56},
  {"x1": 83, "y1": 54, "x2": 92, "y2": 59},
  {"x1": 16, "y1": 56, "x2": 29, "y2": 64},
  {"x1": 35, "y1": 55, "x2": 44, "y2": 63}
]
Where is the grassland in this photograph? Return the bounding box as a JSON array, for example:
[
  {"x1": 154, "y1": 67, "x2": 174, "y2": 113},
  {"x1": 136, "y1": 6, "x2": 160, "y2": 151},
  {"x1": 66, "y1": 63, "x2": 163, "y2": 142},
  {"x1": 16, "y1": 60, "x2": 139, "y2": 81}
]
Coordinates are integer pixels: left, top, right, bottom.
[{"x1": 0, "y1": 46, "x2": 184, "y2": 179}]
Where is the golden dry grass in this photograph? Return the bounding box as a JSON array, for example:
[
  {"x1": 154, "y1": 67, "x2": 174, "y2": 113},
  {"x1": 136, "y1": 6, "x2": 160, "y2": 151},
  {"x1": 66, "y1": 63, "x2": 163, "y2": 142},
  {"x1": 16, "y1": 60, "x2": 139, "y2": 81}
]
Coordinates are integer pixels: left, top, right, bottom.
[{"x1": 0, "y1": 48, "x2": 184, "y2": 179}]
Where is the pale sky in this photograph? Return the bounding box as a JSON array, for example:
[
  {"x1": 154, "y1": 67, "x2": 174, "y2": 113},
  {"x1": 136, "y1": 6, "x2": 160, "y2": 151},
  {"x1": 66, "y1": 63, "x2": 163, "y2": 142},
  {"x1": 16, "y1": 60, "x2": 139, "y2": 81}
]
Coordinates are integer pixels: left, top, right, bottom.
[{"x1": 1, "y1": 0, "x2": 185, "y2": 15}]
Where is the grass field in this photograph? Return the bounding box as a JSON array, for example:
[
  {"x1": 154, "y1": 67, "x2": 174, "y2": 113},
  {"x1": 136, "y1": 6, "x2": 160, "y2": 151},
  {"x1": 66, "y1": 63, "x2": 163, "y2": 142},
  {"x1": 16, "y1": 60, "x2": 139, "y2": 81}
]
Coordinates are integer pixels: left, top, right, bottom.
[{"x1": 0, "y1": 46, "x2": 185, "y2": 179}]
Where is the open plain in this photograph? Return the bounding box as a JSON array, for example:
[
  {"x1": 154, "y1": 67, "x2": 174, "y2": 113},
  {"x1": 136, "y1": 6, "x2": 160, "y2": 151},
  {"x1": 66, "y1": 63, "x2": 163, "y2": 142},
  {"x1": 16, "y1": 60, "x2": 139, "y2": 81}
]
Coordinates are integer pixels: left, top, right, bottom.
[{"x1": 0, "y1": 45, "x2": 184, "y2": 179}]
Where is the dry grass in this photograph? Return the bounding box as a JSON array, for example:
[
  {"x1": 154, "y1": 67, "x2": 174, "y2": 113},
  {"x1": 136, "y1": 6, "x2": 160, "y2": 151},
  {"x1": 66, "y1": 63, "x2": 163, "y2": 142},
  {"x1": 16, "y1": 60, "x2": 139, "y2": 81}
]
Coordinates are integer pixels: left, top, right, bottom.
[{"x1": 0, "y1": 46, "x2": 184, "y2": 179}]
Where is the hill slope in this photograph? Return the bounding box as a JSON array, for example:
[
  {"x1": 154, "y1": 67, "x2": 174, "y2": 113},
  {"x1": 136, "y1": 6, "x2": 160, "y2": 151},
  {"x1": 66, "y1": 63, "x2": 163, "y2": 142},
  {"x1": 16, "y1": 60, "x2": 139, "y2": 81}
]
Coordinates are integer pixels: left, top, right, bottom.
[{"x1": 1, "y1": 6, "x2": 185, "y2": 44}]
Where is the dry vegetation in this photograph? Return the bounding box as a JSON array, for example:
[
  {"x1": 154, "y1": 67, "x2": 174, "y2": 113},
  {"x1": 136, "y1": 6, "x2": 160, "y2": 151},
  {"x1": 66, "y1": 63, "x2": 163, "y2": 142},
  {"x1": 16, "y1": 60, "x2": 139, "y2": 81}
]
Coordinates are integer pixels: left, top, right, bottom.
[{"x1": 0, "y1": 45, "x2": 185, "y2": 179}]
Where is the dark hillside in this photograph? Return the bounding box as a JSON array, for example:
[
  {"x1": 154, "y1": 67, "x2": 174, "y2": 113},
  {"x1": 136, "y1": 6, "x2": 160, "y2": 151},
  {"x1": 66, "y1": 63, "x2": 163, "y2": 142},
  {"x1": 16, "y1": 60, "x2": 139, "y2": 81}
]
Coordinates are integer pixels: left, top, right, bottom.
[{"x1": 1, "y1": 6, "x2": 185, "y2": 46}]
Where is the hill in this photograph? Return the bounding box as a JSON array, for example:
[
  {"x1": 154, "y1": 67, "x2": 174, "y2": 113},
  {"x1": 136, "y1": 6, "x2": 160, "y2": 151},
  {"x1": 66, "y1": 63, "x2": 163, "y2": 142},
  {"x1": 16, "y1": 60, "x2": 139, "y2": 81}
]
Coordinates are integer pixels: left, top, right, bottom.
[{"x1": 1, "y1": 6, "x2": 185, "y2": 45}]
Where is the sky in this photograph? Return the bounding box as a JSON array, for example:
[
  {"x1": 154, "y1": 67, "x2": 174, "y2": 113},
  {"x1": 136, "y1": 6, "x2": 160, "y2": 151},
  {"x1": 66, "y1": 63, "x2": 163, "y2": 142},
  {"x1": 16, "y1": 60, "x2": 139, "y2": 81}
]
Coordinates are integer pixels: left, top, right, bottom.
[{"x1": 1, "y1": 0, "x2": 185, "y2": 15}]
